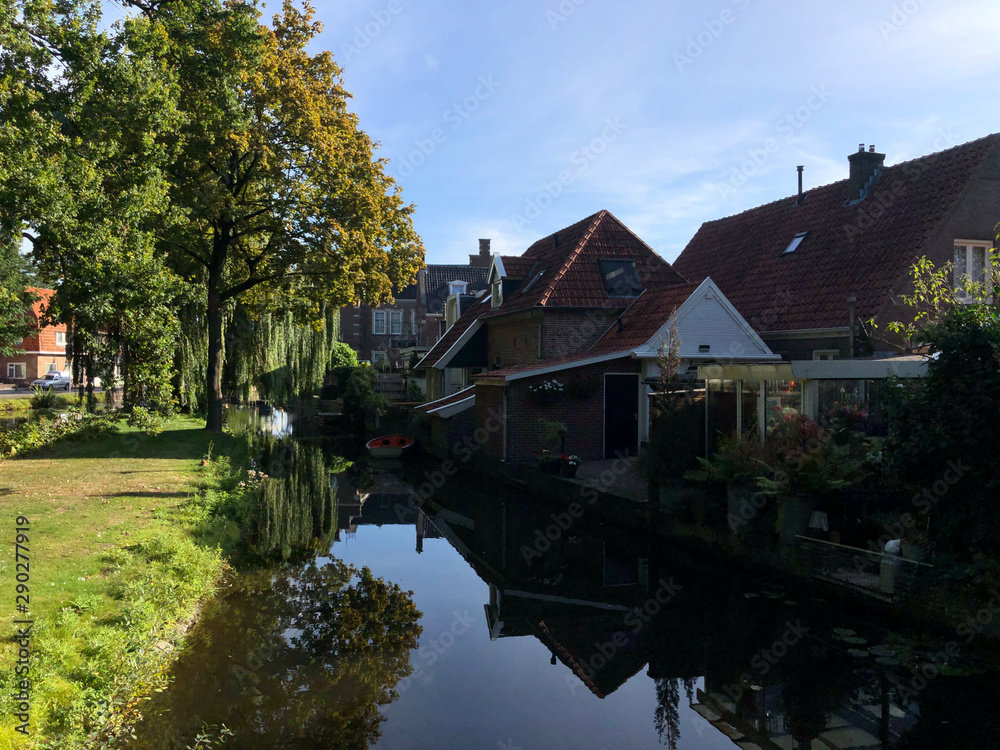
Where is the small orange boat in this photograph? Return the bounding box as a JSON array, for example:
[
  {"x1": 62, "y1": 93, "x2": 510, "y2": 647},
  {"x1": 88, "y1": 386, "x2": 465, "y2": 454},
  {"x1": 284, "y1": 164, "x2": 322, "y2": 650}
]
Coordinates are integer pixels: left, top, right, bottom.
[{"x1": 366, "y1": 434, "x2": 415, "y2": 458}]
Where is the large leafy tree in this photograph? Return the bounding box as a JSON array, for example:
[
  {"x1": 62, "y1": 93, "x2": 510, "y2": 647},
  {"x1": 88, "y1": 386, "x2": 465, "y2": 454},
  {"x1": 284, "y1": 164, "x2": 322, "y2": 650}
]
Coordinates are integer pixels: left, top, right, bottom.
[
  {"x1": 2, "y1": 0, "x2": 184, "y2": 408},
  {"x1": 124, "y1": 0, "x2": 423, "y2": 431}
]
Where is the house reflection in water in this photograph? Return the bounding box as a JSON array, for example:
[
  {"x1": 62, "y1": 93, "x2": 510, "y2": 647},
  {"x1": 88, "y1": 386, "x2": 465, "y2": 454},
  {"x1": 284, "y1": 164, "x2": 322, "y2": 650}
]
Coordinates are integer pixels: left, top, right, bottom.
[{"x1": 332, "y1": 467, "x2": 993, "y2": 749}]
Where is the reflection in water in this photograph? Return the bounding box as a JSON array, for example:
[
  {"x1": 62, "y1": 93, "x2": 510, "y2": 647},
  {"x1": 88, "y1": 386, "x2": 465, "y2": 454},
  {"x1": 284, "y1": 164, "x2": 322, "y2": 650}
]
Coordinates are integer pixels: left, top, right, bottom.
[
  {"x1": 131, "y1": 559, "x2": 422, "y2": 749},
  {"x1": 133, "y1": 439, "x2": 999, "y2": 748},
  {"x1": 225, "y1": 402, "x2": 295, "y2": 438},
  {"x1": 250, "y1": 438, "x2": 340, "y2": 560}
]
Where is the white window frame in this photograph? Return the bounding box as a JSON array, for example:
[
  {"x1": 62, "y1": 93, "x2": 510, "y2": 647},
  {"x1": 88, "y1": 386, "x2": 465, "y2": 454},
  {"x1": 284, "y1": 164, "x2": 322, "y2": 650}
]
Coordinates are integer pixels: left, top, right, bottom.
[
  {"x1": 7, "y1": 363, "x2": 25, "y2": 380},
  {"x1": 812, "y1": 350, "x2": 840, "y2": 361},
  {"x1": 46, "y1": 362, "x2": 59, "y2": 373},
  {"x1": 55, "y1": 331, "x2": 67, "y2": 346},
  {"x1": 492, "y1": 279, "x2": 503, "y2": 308},
  {"x1": 389, "y1": 310, "x2": 403, "y2": 336},
  {"x1": 372, "y1": 350, "x2": 388, "y2": 365},
  {"x1": 372, "y1": 310, "x2": 387, "y2": 335},
  {"x1": 954, "y1": 240, "x2": 994, "y2": 303}
]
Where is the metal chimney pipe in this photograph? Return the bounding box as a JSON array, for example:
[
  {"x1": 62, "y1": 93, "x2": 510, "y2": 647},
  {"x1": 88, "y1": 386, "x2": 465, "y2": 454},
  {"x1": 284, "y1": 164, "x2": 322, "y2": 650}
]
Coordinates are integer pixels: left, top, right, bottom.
[{"x1": 796, "y1": 166, "x2": 804, "y2": 204}]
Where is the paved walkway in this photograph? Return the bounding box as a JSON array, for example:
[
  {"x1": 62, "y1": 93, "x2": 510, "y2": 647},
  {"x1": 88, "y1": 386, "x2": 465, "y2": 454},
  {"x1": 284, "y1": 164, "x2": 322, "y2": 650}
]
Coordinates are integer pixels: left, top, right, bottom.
[{"x1": 568, "y1": 456, "x2": 649, "y2": 503}]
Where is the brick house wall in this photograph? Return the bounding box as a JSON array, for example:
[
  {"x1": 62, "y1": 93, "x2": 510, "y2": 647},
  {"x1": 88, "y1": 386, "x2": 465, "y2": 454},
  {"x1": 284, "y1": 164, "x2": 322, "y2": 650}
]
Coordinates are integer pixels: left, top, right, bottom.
[
  {"x1": 1, "y1": 288, "x2": 69, "y2": 384},
  {"x1": 474, "y1": 384, "x2": 505, "y2": 460},
  {"x1": 486, "y1": 315, "x2": 540, "y2": 369},
  {"x1": 541, "y1": 309, "x2": 614, "y2": 358},
  {"x1": 499, "y1": 357, "x2": 641, "y2": 464}
]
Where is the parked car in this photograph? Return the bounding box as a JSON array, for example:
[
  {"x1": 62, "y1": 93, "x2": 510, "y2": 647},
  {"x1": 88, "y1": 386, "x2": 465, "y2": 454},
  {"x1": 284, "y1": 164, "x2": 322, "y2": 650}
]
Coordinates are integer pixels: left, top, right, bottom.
[{"x1": 30, "y1": 371, "x2": 72, "y2": 391}]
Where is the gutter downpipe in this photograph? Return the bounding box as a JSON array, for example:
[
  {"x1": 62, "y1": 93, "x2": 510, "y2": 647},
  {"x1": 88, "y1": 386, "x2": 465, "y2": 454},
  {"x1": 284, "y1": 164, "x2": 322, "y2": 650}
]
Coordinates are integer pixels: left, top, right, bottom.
[{"x1": 502, "y1": 389, "x2": 508, "y2": 462}]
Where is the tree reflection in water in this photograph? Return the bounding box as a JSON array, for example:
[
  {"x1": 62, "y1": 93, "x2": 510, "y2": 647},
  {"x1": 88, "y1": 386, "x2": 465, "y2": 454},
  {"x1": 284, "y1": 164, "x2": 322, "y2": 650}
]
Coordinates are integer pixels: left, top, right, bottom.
[
  {"x1": 653, "y1": 677, "x2": 696, "y2": 749},
  {"x1": 133, "y1": 559, "x2": 422, "y2": 749}
]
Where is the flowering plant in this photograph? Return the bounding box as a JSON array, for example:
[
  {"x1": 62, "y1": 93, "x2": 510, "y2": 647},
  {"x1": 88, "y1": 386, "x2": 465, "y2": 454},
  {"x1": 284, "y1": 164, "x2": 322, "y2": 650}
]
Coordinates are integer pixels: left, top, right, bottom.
[
  {"x1": 528, "y1": 379, "x2": 564, "y2": 394},
  {"x1": 561, "y1": 454, "x2": 581, "y2": 467}
]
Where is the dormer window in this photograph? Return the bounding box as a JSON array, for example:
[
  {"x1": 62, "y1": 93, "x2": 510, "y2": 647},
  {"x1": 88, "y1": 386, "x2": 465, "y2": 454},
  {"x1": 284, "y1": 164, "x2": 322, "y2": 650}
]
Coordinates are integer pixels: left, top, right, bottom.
[
  {"x1": 954, "y1": 241, "x2": 994, "y2": 303},
  {"x1": 599, "y1": 259, "x2": 643, "y2": 296},
  {"x1": 783, "y1": 231, "x2": 808, "y2": 254},
  {"x1": 448, "y1": 280, "x2": 468, "y2": 296},
  {"x1": 491, "y1": 279, "x2": 503, "y2": 308}
]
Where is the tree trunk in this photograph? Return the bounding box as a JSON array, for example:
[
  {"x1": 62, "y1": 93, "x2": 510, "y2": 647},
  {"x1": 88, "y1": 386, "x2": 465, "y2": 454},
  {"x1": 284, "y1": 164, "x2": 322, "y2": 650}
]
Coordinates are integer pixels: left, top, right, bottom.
[{"x1": 205, "y1": 269, "x2": 225, "y2": 432}]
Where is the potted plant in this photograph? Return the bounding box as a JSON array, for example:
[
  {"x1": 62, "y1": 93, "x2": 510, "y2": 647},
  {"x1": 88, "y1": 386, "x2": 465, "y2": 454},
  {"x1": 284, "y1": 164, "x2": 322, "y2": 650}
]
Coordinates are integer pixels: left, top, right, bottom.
[
  {"x1": 528, "y1": 379, "x2": 565, "y2": 405},
  {"x1": 536, "y1": 449, "x2": 559, "y2": 474},
  {"x1": 756, "y1": 412, "x2": 867, "y2": 544},
  {"x1": 560, "y1": 454, "x2": 581, "y2": 478},
  {"x1": 685, "y1": 430, "x2": 778, "y2": 528}
]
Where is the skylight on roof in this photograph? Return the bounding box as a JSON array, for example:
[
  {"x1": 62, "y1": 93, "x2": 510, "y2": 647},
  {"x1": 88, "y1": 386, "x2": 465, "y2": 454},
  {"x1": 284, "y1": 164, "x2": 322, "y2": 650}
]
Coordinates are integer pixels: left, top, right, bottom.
[
  {"x1": 521, "y1": 270, "x2": 544, "y2": 294},
  {"x1": 783, "y1": 231, "x2": 809, "y2": 254},
  {"x1": 599, "y1": 259, "x2": 643, "y2": 296}
]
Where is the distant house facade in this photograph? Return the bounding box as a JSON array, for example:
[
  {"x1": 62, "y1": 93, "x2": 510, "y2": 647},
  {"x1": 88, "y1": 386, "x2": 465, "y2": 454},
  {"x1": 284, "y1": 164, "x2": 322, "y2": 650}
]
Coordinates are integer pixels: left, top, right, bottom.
[
  {"x1": 672, "y1": 136, "x2": 1000, "y2": 435},
  {"x1": 0, "y1": 287, "x2": 69, "y2": 385},
  {"x1": 340, "y1": 240, "x2": 491, "y2": 367}
]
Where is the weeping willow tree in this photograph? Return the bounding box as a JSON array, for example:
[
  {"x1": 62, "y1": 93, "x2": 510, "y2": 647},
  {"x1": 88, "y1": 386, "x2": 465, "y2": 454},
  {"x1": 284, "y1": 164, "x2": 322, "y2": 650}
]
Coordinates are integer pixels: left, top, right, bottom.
[{"x1": 173, "y1": 298, "x2": 354, "y2": 413}]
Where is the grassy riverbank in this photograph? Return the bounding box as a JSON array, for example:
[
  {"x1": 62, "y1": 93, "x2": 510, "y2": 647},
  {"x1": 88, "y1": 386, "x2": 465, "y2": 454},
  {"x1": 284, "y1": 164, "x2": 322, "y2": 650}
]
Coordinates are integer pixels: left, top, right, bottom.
[{"x1": 0, "y1": 416, "x2": 248, "y2": 748}]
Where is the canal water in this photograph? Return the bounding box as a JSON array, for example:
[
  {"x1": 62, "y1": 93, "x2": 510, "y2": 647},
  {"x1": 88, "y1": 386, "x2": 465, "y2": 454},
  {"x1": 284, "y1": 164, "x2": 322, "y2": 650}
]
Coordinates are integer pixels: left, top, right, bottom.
[{"x1": 129, "y1": 419, "x2": 999, "y2": 749}]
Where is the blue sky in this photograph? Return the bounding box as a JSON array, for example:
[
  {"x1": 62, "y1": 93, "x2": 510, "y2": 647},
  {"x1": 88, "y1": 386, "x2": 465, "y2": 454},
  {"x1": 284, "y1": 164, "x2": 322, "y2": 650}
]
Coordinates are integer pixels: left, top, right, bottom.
[{"x1": 308, "y1": 0, "x2": 1000, "y2": 266}]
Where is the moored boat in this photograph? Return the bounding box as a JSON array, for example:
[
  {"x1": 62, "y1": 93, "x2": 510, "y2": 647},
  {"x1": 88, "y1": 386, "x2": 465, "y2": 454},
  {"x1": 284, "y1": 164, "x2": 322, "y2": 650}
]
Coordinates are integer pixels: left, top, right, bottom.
[{"x1": 365, "y1": 434, "x2": 415, "y2": 458}]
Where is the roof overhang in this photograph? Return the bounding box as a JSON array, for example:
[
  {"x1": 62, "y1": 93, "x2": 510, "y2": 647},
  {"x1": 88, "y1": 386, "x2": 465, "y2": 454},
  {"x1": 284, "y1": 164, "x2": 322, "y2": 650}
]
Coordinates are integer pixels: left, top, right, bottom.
[
  {"x1": 427, "y1": 394, "x2": 475, "y2": 418},
  {"x1": 698, "y1": 362, "x2": 794, "y2": 380},
  {"x1": 760, "y1": 327, "x2": 851, "y2": 339},
  {"x1": 474, "y1": 349, "x2": 635, "y2": 383},
  {"x1": 698, "y1": 357, "x2": 928, "y2": 381},
  {"x1": 415, "y1": 311, "x2": 486, "y2": 370},
  {"x1": 791, "y1": 357, "x2": 928, "y2": 379}
]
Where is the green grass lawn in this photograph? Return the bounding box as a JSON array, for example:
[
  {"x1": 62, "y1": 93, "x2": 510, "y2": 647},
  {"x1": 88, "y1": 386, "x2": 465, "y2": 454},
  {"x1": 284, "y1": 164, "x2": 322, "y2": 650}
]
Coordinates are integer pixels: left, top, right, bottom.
[{"x1": 0, "y1": 416, "x2": 247, "y2": 749}]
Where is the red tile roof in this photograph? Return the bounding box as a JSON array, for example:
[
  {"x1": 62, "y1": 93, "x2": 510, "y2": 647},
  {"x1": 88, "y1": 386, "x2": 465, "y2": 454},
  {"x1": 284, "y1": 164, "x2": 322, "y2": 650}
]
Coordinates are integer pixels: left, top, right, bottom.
[
  {"x1": 591, "y1": 282, "x2": 701, "y2": 353},
  {"x1": 482, "y1": 210, "x2": 686, "y2": 318},
  {"x1": 672, "y1": 135, "x2": 1000, "y2": 332},
  {"x1": 497, "y1": 256, "x2": 536, "y2": 279},
  {"x1": 416, "y1": 293, "x2": 491, "y2": 369}
]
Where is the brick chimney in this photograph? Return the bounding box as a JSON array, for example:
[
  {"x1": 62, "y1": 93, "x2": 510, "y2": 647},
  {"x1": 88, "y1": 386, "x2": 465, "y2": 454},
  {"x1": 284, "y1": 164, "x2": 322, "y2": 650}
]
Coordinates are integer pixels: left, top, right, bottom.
[
  {"x1": 470, "y1": 238, "x2": 492, "y2": 267},
  {"x1": 847, "y1": 144, "x2": 885, "y2": 201}
]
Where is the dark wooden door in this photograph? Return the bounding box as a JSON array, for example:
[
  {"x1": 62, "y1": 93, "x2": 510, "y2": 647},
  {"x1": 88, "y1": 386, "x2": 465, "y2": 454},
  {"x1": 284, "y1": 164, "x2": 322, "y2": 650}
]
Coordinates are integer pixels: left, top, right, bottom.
[{"x1": 604, "y1": 374, "x2": 639, "y2": 458}]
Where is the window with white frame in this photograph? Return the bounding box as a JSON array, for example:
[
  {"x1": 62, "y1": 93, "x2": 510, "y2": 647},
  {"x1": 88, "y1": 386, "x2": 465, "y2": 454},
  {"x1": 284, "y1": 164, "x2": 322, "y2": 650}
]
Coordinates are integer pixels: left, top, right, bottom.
[
  {"x1": 954, "y1": 241, "x2": 994, "y2": 302},
  {"x1": 372, "y1": 310, "x2": 387, "y2": 335},
  {"x1": 389, "y1": 310, "x2": 402, "y2": 336},
  {"x1": 491, "y1": 279, "x2": 503, "y2": 308},
  {"x1": 7, "y1": 363, "x2": 25, "y2": 379},
  {"x1": 812, "y1": 349, "x2": 840, "y2": 361},
  {"x1": 55, "y1": 331, "x2": 67, "y2": 346},
  {"x1": 46, "y1": 362, "x2": 59, "y2": 372},
  {"x1": 372, "y1": 350, "x2": 388, "y2": 365}
]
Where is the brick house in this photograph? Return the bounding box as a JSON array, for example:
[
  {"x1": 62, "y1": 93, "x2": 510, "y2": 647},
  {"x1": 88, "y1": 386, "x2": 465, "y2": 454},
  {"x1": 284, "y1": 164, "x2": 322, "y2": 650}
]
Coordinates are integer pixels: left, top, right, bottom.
[
  {"x1": 0, "y1": 287, "x2": 70, "y2": 385},
  {"x1": 415, "y1": 212, "x2": 776, "y2": 462},
  {"x1": 671, "y1": 136, "x2": 1000, "y2": 435},
  {"x1": 339, "y1": 241, "x2": 491, "y2": 367}
]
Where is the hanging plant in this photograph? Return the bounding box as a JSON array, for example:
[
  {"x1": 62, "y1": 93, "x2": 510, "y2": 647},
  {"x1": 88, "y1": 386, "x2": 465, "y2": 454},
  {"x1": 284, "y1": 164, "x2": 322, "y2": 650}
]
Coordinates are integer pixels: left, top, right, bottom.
[{"x1": 528, "y1": 379, "x2": 564, "y2": 405}]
